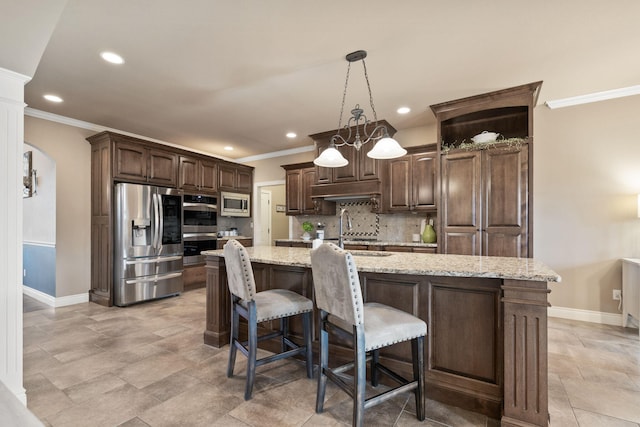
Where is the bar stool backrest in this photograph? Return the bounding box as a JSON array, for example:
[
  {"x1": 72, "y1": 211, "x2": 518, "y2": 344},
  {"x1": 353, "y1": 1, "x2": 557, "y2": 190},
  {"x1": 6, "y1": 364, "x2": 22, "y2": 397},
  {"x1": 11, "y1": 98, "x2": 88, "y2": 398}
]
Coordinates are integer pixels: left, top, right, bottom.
[
  {"x1": 310, "y1": 242, "x2": 364, "y2": 327},
  {"x1": 223, "y1": 239, "x2": 256, "y2": 302}
]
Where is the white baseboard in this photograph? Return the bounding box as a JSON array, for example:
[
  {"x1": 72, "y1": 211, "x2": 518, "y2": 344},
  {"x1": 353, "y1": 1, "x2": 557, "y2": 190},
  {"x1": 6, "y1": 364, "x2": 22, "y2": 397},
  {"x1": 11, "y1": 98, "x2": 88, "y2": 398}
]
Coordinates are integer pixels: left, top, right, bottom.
[
  {"x1": 548, "y1": 306, "x2": 623, "y2": 327},
  {"x1": 22, "y1": 286, "x2": 88, "y2": 307}
]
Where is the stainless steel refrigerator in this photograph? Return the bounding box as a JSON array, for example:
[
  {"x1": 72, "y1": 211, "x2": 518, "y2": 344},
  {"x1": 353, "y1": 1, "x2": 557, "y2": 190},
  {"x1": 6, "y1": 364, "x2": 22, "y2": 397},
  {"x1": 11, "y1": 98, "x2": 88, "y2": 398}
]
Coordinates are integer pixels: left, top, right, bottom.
[{"x1": 114, "y1": 183, "x2": 184, "y2": 306}]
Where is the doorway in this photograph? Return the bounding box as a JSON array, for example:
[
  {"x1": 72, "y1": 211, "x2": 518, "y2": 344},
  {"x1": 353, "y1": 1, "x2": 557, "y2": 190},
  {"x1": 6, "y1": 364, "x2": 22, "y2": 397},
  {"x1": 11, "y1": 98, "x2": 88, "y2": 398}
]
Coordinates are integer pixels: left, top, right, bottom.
[{"x1": 254, "y1": 181, "x2": 288, "y2": 246}]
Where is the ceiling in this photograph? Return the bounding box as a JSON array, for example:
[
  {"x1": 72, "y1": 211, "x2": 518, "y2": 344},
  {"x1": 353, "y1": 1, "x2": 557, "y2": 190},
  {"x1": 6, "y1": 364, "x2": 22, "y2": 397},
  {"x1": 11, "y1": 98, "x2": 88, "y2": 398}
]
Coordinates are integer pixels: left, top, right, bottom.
[{"x1": 17, "y1": 0, "x2": 640, "y2": 160}]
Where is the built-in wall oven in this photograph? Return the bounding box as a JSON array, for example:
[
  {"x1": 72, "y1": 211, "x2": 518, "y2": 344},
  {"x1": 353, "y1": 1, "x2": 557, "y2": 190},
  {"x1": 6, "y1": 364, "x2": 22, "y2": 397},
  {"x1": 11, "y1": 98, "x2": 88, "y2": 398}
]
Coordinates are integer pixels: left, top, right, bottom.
[{"x1": 183, "y1": 194, "x2": 218, "y2": 265}]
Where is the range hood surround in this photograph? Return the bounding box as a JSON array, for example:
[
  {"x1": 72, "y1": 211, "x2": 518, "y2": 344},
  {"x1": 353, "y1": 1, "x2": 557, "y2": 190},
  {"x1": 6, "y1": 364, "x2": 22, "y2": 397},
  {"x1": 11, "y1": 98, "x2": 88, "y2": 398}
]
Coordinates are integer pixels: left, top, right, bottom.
[{"x1": 310, "y1": 179, "x2": 381, "y2": 201}]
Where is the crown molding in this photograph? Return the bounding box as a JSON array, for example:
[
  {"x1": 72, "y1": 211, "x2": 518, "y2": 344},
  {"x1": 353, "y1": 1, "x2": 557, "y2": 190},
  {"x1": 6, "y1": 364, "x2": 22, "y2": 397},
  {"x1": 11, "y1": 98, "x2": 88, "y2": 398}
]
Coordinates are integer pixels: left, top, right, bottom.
[
  {"x1": 545, "y1": 85, "x2": 640, "y2": 109},
  {"x1": 236, "y1": 145, "x2": 315, "y2": 163}
]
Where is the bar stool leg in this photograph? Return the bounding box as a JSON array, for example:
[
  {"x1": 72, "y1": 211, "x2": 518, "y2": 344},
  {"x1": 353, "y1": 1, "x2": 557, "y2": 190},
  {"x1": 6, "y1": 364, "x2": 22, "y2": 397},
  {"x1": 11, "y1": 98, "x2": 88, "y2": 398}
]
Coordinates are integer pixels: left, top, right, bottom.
[
  {"x1": 354, "y1": 328, "x2": 366, "y2": 427},
  {"x1": 303, "y1": 311, "x2": 313, "y2": 379},
  {"x1": 280, "y1": 317, "x2": 288, "y2": 353},
  {"x1": 413, "y1": 336, "x2": 426, "y2": 421},
  {"x1": 227, "y1": 299, "x2": 239, "y2": 377},
  {"x1": 245, "y1": 302, "x2": 258, "y2": 400},
  {"x1": 371, "y1": 349, "x2": 380, "y2": 387},
  {"x1": 316, "y1": 312, "x2": 328, "y2": 413}
]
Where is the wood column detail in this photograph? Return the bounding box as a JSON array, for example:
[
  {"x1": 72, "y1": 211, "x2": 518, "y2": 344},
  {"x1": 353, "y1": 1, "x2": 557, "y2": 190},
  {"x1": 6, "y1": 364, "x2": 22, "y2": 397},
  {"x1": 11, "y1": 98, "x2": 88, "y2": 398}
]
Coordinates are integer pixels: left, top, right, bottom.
[
  {"x1": 204, "y1": 256, "x2": 230, "y2": 348},
  {"x1": 501, "y1": 279, "x2": 550, "y2": 427}
]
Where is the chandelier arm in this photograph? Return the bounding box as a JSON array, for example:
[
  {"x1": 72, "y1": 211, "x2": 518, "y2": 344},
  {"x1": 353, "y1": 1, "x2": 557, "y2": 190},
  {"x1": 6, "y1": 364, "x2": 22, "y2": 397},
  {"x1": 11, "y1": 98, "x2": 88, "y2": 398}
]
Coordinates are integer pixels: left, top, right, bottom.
[{"x1": 361, "y1": 58, "x2": 378, "y2": 122}]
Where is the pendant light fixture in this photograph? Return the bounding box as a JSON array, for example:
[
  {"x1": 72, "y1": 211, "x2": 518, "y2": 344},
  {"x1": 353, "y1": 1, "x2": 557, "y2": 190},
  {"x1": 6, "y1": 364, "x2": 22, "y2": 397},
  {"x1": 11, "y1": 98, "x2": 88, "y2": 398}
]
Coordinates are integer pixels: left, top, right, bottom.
[{"x1": 314, "y1": 50, "x2": 406, "y2": 168}]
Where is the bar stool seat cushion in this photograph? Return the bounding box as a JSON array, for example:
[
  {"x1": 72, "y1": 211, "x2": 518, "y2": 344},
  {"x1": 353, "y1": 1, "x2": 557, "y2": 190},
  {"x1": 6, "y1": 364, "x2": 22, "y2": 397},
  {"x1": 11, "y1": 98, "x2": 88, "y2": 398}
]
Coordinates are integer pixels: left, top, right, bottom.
[
  {"x1": 328, "y1": 302, "x2": 427, "y2": 351},
  {"x1": 239, "y1": 289, "x2": 313, "y2": 323}
]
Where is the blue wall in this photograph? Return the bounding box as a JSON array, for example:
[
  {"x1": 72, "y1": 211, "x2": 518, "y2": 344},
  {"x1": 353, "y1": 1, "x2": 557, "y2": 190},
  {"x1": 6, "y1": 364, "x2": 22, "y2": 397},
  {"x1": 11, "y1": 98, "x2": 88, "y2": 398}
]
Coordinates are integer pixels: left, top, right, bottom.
[{"x1": 23, "y1": 244, "x2": 55, "y2": 297}]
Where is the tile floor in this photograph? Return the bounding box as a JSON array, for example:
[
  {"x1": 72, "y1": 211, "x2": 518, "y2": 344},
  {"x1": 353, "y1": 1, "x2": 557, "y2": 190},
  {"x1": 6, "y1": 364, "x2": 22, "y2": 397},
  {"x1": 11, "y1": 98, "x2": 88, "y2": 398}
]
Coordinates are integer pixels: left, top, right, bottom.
[{"x1": 22, "y1": 289, "x2": 640, "y2": 427}]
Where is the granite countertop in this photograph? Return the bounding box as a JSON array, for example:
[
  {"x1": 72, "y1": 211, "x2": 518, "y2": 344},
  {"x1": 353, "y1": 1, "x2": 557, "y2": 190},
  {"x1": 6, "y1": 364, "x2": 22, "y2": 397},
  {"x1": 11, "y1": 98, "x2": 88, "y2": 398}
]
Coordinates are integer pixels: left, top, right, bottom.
[
  {"x1": 275, "y1": 238, "x2": 438, "y2": 248},
  {"x1": 203, "y1": 246, "x2": 561, "y2": 283},
  {"x1": 217, "y1": 236, "x2": 252, "y2": 240}
]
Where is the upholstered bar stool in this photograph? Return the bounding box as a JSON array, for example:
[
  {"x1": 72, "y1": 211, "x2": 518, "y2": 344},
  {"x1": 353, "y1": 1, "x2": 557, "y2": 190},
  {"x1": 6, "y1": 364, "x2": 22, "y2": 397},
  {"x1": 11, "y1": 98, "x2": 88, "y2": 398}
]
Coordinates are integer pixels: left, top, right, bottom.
[
  {"x1": 223, "y1": 239, "x2": 314, "y2": 400},
  {"x1": 310, "y1": 242, "x2": 427, "y2": 427}
]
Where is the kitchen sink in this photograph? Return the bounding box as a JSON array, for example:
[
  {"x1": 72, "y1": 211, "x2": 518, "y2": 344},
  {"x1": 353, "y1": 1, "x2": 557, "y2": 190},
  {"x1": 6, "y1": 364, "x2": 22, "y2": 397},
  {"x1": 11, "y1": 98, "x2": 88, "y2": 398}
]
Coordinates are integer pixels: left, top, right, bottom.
[{"x1": 348, "y1": 250, "x2": 392, "y2": 257}]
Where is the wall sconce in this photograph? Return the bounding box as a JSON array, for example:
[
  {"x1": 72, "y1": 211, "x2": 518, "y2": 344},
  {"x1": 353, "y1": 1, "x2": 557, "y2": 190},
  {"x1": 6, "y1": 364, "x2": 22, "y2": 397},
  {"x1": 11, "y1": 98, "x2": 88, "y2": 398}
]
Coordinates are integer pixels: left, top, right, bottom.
[{"x1": 23, "y1": 151, "x2": 37, "y2": 197}]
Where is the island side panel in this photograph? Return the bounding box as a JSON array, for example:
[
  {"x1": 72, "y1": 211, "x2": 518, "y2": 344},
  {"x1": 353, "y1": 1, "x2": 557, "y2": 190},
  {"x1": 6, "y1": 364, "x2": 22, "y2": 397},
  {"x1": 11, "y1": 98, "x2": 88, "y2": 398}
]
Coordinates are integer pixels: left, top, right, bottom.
[
  {"x1": 501, "y1": 279, "x2": 550, "y2": 427},
  {"x1": 204, "y1": 254, "x2": 230, "y2": 348}
]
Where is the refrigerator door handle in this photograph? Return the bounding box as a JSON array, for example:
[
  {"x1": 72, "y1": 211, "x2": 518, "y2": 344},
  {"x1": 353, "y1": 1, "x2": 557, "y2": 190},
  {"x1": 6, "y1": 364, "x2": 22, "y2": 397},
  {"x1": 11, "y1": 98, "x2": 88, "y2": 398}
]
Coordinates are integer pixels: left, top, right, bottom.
[
  {"x1": 125, "y1": 271, "x2": 182, "y2": 285},
  {"x1": 125, "y1": 255, "x2": 182, "y2": 265},
  {"x1": 158, "y1": 194, "x2": 164, "y2": 249},
  {"x1": 152, "y1": 193, "x2": 160, "y2": 249}
]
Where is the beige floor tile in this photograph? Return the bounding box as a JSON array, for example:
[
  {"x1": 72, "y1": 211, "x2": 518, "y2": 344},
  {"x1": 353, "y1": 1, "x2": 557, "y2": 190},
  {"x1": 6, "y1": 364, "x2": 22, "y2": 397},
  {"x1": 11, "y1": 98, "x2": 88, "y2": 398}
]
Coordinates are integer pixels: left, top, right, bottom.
[
  {"x1": 114, "y1": 351, "x2": 192, "y2": 389},
  {"x1": 24, "y1": 373, "x2": 74, "y2": 420},
  {"x1": 562, "y1": 378, "x2": 640, "y2": 424},
  {"x1": 141, "y1": 370, "x2": 202, "y2": 402},
  {"x1": 138, "y1": 382, "x2": 244, "y2": 427},
  {"x1": 42, "y1": 350, "x2": 128, "y2": 390},
  {"x1": 573, "y1": 408, "x2": 640, "y2": 427},
  {"x1": 47, "y1": 383, "x2": 160, "y2": 427},
  {"x1": 63, "y1": 373, "x2": 127, "y2": 404}
]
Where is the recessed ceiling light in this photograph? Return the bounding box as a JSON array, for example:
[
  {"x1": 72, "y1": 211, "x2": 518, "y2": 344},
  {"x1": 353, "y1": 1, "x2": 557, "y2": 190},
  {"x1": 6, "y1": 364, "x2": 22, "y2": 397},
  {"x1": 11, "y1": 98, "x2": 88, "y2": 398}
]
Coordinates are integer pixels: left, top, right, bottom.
[
  {"x1": 43, "y1": 94, "x2": 63, "y2": 103},
  {"x1": 100, "y1": 51, "x2": 125, "y2": 64},
  {"x1": 224, "y1": 146, "x2": 234, "y2": 151},
  {"x1": 286, "y1": 132, "x2": 297, "y2": 138},
  {"x1": 397, "y1": 107, "x2": 411, "y2": 114}
]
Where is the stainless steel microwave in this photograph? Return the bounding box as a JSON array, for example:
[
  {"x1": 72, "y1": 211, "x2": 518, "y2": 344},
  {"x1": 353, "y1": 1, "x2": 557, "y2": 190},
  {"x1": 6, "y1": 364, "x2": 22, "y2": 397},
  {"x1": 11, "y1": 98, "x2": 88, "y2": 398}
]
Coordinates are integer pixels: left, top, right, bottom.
[{"x1": 220, "y1": 191, "x2": 250, "y2": 217}]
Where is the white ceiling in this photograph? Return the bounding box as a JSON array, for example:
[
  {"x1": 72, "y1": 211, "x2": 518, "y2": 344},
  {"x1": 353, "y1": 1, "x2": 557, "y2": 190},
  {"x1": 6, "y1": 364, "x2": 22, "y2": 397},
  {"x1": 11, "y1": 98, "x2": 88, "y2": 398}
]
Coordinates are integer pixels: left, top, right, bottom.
[{"x1": 15, "y1": 0, "x2": 640, "y2": 159}]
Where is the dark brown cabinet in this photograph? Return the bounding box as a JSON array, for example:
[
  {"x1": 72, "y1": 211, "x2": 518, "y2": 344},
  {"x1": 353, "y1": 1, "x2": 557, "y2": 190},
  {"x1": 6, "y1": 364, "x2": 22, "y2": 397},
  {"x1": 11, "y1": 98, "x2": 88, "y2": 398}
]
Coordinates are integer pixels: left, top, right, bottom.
[
  {"x1": 431, "y1": 81, "x2": 541, "y2": 258},
  {"x1": 441, "y1": 143, "x2": 529, "y2": 257},
  {"x1": 113, "y1": 140, "x2": 177, "y2": 187},
  {"x1": 179, "y1": 155, "x2": 217, "y2": 194},
  {"x1": 87, "y1": 131, "x2": 253, "y2": 306},
  {"x1": 384, "y1": 146, "x2": 437, "y2": 213},
  {"x1": 219, "y1": 162, "x2": 252, "y2": 192},
  {"x1": 282, "y1": 162, "x2": 335, "y2": 216}
]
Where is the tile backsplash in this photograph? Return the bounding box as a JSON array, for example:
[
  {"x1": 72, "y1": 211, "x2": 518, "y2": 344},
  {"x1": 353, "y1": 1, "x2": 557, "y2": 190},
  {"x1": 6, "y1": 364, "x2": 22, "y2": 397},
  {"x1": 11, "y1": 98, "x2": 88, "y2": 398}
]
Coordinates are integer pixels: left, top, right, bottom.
[{"x1": 292, "y1": 202, "x2": 436, "y2": 243}]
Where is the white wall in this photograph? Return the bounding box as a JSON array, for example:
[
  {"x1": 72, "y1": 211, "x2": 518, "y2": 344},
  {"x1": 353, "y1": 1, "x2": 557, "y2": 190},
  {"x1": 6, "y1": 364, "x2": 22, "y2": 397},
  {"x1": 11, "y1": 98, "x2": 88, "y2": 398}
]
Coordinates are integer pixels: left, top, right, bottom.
[
  {"x1": 24, "y1": 116, "x2": 93, "y2": 297},
  {"x1": 534, "y1": 95, "x2": 640, "y2": 314},
  {"x1": 23, "y1": 144, "x2": 56, "y2": 244}
]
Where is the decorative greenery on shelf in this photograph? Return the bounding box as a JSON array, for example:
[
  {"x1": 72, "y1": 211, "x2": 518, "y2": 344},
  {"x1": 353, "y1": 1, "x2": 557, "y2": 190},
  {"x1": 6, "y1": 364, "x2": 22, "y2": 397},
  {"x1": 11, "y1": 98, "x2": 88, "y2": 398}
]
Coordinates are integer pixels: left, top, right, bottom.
[
  {"x1": 441, "y1": 137, "x2": 528, "y2": 153},
  {"x1": 302, "y1": 221, "x2": 314, "y2": 233}
]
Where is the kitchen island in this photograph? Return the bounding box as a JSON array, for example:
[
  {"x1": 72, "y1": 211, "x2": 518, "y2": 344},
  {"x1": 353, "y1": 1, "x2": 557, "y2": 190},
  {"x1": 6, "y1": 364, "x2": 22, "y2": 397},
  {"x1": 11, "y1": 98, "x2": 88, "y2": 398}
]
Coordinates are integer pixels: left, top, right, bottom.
[{"x1": 203, "y1": 246, "x2": 560, "y2": 427}]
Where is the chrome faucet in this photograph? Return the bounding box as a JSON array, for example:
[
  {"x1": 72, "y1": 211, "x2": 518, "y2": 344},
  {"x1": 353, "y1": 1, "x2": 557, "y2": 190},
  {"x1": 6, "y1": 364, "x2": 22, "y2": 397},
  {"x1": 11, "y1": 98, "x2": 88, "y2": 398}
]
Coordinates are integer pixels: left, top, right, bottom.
[{"x1": 338, "y1": 208, "x2": 352, "y2": 249}]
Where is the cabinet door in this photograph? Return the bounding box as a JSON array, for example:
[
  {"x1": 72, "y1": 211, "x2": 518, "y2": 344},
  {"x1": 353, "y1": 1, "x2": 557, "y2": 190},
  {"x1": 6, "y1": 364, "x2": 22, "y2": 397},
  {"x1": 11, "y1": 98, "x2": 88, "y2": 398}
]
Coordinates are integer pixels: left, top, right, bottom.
[
  {"x1": 147, "y1": 148, "x2": 177, "y2": 186},
  {"x1": 200, "y1": 159, "x2": 218, "y2": 193},
  {"x1": 179, "y1": 155, "x2": 199, "y2": 192},
  {"x1": 359, "y1": 142, "x2": 379, "y2": 181},
  {"x1": 412, "y1": 152, "x2": 437, "y2": 210},
  {"x1": 483, "y1": 145, "x2": 528, "y2": 257},
  {"x1": 236, "y1": 167, "x2": 252, "y2": 192},
  {"x1": 285, "y1": 169, "x2": 302, "y2": 215},
  {"x1": 441, "y1": 151, "x2": 482, "y2": 255},
  {"x1": 301, "y1": 168, "x2": 317, "y2": 214},
  {"x1": 113, "y1": 141, "x2": 147, "y2": 182},
  {"x1": 333, "y1": 144, "x2": 358, "y2": 182},
  {"x1": 314, "y1": 141, "x2": 332, "y2": 184},
  {"x1": 386, "y1": 157, "x2": 411, "y2": 211},
  {"x1": 218, "y1": 164, "x2": 236, "y2": 189}
]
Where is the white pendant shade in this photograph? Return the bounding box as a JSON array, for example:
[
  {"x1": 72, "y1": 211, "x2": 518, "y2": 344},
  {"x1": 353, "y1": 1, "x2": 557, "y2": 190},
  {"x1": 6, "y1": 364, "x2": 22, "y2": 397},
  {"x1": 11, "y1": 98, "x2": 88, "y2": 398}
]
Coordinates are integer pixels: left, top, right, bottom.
[
  {"x1": 313, "y1": 146, "x2": 349, "y2": 167},
  {"x1": 366, "y1": 137, "x2": 407, "y2": 159}
]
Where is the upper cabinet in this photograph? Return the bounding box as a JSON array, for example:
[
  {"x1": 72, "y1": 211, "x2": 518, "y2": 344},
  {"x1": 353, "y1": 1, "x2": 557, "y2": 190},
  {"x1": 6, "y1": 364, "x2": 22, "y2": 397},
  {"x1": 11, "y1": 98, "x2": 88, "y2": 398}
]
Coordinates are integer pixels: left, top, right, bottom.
[
  {"x1": 113, "y1": 139, "x2": 177, "y2": 187},
  {"x1": 179, "y1": 155, "x2": 218, "y2": 194},
  {"x1": 282, "y1": 162, "x2": 335, "y2": 216},
  {"x1": 431, "y1": 81, "x2": 542, "y2": 258},
  {"x1": 383, "y1": 145, "x2": 437, "y2": 213},
  {"x1": 218, "y1": 162, "x2": 253, "y2": 193}
]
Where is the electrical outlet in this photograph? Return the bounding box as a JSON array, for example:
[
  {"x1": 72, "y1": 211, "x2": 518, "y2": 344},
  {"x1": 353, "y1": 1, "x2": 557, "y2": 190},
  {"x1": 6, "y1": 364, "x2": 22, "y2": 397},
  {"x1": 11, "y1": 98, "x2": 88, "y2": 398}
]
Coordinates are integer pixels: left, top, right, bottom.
[
  {"x1": 23, "y1": 269, "x2": 26, "y2": 277},
  {"x1": 613, "y1": 289, "x2": 621, "y2": 300}
]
